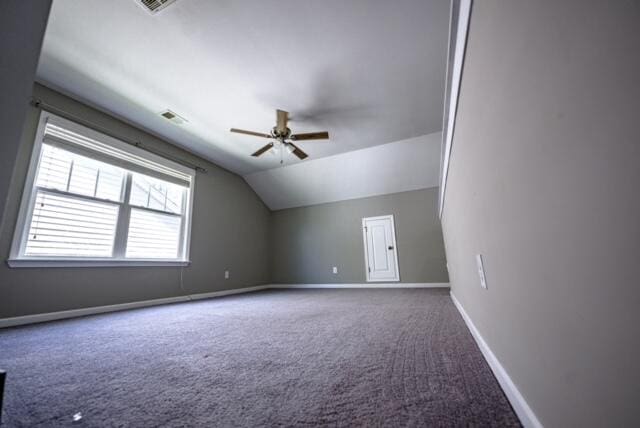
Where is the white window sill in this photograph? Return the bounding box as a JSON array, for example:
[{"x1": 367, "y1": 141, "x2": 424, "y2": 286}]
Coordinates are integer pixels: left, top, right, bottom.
[{"x1": 6, "y1": 259, "x2": 191, "y2": 268}]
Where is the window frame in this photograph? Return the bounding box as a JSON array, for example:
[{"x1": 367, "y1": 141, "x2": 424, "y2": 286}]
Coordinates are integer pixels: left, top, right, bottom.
[{"x1": 8, "y1": 111, "x2": 195, "y2": 268}]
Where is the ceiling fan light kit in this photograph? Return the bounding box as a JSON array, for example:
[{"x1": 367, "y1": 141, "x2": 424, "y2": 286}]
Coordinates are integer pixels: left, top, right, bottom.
[{"x1": 230, "y1": 109, "x2": 330, "y2": 163}]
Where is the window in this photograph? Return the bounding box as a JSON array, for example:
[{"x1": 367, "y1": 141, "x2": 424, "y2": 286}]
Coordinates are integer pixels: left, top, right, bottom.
[{"x1": 9, "y1": 111, "x2": 195, "y2": 267}]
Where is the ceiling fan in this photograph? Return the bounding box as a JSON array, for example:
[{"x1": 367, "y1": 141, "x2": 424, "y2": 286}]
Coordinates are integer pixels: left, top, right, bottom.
[{"x1": 230, "y1": 109, "x2": 329, "y2": 162}]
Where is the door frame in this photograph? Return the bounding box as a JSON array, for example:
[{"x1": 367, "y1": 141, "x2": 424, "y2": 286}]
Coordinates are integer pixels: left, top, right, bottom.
[{"x1": 362, "y1": 214, "x2": 401, "y2": 282}]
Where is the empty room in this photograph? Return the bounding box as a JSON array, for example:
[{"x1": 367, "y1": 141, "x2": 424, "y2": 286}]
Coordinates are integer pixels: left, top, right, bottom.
[{"x1": 1, "y1": 0, "x2": 638, "y2": 426}]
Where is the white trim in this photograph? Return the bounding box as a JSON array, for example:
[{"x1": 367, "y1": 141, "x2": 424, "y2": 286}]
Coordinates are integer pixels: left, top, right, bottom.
[
  {"x1": 10, "y1": 111, "x2": 48, "y2": 260},
  {"x1": 362, "y1": 214, "x2": 401, "y2": 282},
  {"x1": 450, "y1": 291, "x2": 543, "y2": 428},
  {"x1": 0, "y1": 285, "x2": 269, "y2": 329},
  {"x1": 6, "y1": 259, "x2": 191, "y2": 268},
  {"x1": 0, "y1": 284, "x2": 449, "y2": 328},
  {"x1": 182, "y1": 167, "x2": 195, "y2": 262},
  {"x1": 438, "y1": 0, "x2": 472, "y2": 218},
  {"x1": 8, "y1": 110, "x2": 196, "y2": 266},
  {"x1": 269, "y1": 283, "x2": 449, "y2": 289},
  {"x1": 186, "y1": 285, "x2": 269, "y2": 301}
]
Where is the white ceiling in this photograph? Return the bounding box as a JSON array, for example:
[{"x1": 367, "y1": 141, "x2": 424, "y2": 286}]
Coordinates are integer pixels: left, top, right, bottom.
[
  {"x1": 245, "y1": 132, "x2": 442, "y2": 210},
  {"x1": 37, "y1": 0, "x2": 450, "y2": 175}
]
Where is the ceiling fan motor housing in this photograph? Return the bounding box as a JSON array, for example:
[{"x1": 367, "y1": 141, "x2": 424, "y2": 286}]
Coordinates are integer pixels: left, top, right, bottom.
[{"x1": 271, "y1": 126, "x2": 292, "y2": 140}]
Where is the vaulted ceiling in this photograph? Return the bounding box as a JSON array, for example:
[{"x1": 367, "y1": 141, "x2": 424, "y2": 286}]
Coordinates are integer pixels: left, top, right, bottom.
[
  {"x1": 37, "y1": 0, "x2": 450, "y2": 176},
  {"x1": 246, "y1": 132, "x2": 442, "y2": 210}
]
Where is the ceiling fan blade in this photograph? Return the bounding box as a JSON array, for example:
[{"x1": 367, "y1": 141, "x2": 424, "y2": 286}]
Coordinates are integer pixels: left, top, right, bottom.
[
  {"x1": 276, "y1": 109, "x2": 289, "y2": 133},
  {"x1": 230, "y1": 128, "x2": 272, "y2": 138},
  {"x1": 251, "y1": 142, "x2": 274, "y2": 157},
  {"x1": 290, "y1": 131, "x2": 330, "y2": 141},
  {"x1": 287, "y1": 142, "x2": 308, "y2": 160}
]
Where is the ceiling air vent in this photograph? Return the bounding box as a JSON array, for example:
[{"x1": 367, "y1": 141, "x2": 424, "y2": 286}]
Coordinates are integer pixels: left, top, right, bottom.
[
  {"x1": 160, "y1": 110, "x2": 188, "y2": 125},
  {"x1": 137, "y1": 0, "x2": 177, "y2": 14}
]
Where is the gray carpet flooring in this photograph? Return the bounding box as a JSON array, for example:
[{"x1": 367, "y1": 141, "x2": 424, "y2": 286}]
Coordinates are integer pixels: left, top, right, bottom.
[{"x1": 0, "y1": 289, "x2": 520, "y2": 427}]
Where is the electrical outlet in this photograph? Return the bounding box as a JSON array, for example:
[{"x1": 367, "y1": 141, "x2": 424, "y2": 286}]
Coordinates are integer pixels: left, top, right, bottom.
[
  {"x1": 475, "y1": 254, "x2": 487, "y2": 289},
  {"x1": 332, "y1": 266, "x2": 338, "y2": 274},
  {"x1": 224, "y1": 270, "x2": 230, "y2": 279}
]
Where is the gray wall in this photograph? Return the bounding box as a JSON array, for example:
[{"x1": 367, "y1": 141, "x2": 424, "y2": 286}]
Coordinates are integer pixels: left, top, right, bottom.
[
  {"x1": 0, "y1": 84, "x2": 270, "y2": 318},
  {"x1": 270, "y1": 188, "x2": 448, "y2": 284},
  {"x1": 441, "y1": 1, "x2": 640, "y2": 426},
  {"x1": 0, "y1": 0, "x2": 51, "y2": 234}
]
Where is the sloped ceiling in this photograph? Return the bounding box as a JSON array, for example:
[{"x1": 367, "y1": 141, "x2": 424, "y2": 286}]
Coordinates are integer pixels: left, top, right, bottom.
[
  {"x1": 37, "y1": 0, "x2": 450, "y2": 175},
  {"x1": 244, "y1": 132, "x2": 442, "y2": 210}
]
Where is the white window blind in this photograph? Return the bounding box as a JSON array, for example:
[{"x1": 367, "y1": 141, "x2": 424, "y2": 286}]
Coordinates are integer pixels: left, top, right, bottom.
[
  {"x1": 130, "y1": 172, "x2": 184, "y2": 214},
  {"x1": 25, "y1": 191, "x2": 119, "y2": 257},
  {"x1": 9, "y1": 111, "x2": 195, "y2": 267},
  {"x1": 36, "y1": 144, "x2": 125, "y2": 201},
  {"x1": 126, "y1": 209, "x2": 182, "y2": 259}
]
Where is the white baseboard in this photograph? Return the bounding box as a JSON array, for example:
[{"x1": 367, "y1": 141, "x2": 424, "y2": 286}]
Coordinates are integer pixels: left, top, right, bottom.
[
  {"x1": 0, "y1": 285, "x2": 270, "y2": 329},
  {"x1": 450, "y1": 291, "x2": 543, "y2": 428},
  {"x1": 187, "y1": 285, "x2": 269, "y2": 301},
  {"x1": 269, "y1": 282, "x2": 450, "y2": 289},
  {"x1": 0, "y1": 284, "x2": 447, "y2": 328}
]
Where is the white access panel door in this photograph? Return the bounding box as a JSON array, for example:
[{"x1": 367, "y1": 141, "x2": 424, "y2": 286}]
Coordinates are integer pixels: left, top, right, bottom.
[{"x1": 362, "y1": 215, "x2": 400, "y2": 282}]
